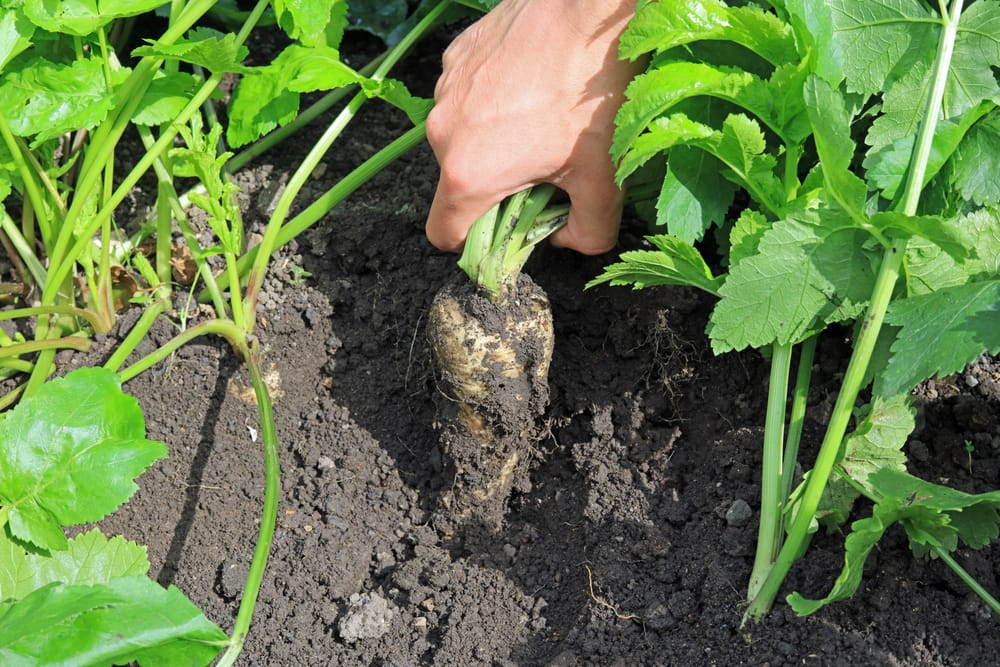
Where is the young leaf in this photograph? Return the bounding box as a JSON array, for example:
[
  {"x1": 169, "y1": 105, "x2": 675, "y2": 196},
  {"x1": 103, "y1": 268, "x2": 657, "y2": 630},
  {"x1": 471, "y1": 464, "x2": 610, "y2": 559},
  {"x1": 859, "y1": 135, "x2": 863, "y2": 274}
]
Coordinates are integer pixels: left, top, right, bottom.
[
  {"x1": 132, "y1": 27, "x2": 252, "y2": 74},
  {"x1": 132, "y1": 70, "x2": 202, "y2": 127},
  {"x1": 23, "y1": 0, "x2": 164, "y2": 36},
  {"x1": 803, "y1": 75, "x2": 866, "y2": 218},
  {"x1": 619, "y1": 0, "x2": 798, "y2": 66},
  {"x1": 728, "y1": 208, "x2": 769, "y2": 265},
  {"x1": 226, "y1": 44, "x2": 359, "y2": 147},
  {"x1": 657, "y1": 146, "x2": 736, "y2": 243},
  {"x1": 360, "y1": 77, "x2": 433, "y2": 125},
  {"x1": 787, "y1": 501, "x2": 900, "y2": 615},
  {"x1": 837, "y1": 395, "x2": 912, "y2": 495},
  {"x1": 613, "y1": 62, "x2": 801, "y2": 167},
  {"x1": 0, "y1": 368, "x2": 167, "y2": 551},
  {"x1": 586, "y1": 234, "x2": 724, "y2": 296},
  {"x1": 708, "y1": 204, "x2": 875, "y2": 353},
  {"x1": 0, "y1": 528, "x2": 149, "y2": 602},
  {"x1": 881, "y1": 280, "x2": 1000, "y2": 396},
  {"x1": 0, "y1": 577, "x2": 227, "y2": 666},
  {"x1": 275, "y1": 0, "x2": 349, "y2": 49}
]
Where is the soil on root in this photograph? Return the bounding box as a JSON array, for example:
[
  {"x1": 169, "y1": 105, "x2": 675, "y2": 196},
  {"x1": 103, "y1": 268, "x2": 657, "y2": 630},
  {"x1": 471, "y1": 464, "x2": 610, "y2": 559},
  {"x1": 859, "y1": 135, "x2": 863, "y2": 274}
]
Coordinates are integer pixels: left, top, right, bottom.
[{"x1": 75, "y1": 30, "x2": 1000, "y2": 667}]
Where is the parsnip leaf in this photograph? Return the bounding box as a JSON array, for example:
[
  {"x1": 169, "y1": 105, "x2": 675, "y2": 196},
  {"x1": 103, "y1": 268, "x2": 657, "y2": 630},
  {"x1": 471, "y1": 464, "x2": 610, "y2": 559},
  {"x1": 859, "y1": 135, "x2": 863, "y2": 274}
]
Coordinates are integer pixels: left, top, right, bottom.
[
  {"x1": 0, "y1": 577, "x2": 227, "y2": 665},
  {"x1": 728, "y1": 209, "x2": 769, "y2": 265},
  {"x1": 586, "y1": 234, "x2": 724, "y2": 296},
  {"x1": 274, "y1": 0, "x2": 348, "y2": 49},
  {"x1": 132, "y1": 70, "x2": 202, "y2": 126},
  {"x1": 658, "y1": 146, "x2": 736, "y2": 243},
  {"x1": 708, "y1": 205, "x2": 875, "y2": 352},
  {"x1": 0, "y1": 57, "x2": 125, "y2": 144},
  {"x1": 23, "y1": 0, "x2": 164, "y2": 35},
  {"x1": 951, "y1": 111, "x2": 1000, "y2": 205},
  {"x1": 619, "y1": 0, "x2": 797, "y2": 66},
  {"x1": 828, "y1": 0, "x2": 937, "y2": 98},
  {"x1": 0, "y1": 529, "x2": 148, "y2": 602},
  {"x1": 863, "y1": 1, "x2": 1000, "y2": 149},
  {"x1": 0, "y1": 7, "x2": 34, "y2": 71},
  {"x1": 881, "y1": 280, "x2": 1000, "y2": 396},
  {"x1": 904, "y1": 209, "x2": 1000, "y2": 295},
  {"x1": 0, "y1": 368, "x2": 166, "y2": 551},
  {"x1": 838, "y1": 395, "x2": 912, "y2": 495},
  {"x1": 869, "y1": 211, "x2": 972, "y2": 261},
  {"x1": 803, "y1": 75, "x2": 866, "y2": 217},
  {"x1": 132, "y1": 28, "x2": 252, "y2": 73},
  {"x1": 226, "y1": 44, "x2": 359, "y2": 147}
]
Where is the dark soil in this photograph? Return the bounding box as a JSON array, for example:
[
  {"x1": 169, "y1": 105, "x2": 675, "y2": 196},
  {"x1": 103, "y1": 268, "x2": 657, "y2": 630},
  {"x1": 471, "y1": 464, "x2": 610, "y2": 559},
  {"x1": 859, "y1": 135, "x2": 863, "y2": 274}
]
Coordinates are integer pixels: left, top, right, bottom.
[{"x1": 77, "y1": 29, "x2": 1000, "y2": 667}]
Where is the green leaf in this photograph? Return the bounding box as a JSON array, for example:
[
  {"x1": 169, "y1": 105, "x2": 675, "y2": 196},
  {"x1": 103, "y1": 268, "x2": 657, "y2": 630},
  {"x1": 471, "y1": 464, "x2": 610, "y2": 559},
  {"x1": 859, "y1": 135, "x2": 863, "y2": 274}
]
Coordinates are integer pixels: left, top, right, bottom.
[
  {"x1": 865, "y1": 1, "x2": 1000, "y2": 149},
  {"x1": 708, "y1": 204, "x2": 876, "y2": 353},
  {"x1": 275, "y1": 0, "x2": 348, "y2": 49},
  {"x1": 615, "y1": 112, "x2": 716, "y2": 182},
  {"x1": 827, "y1": 0, "x2": 938, "y2": 98},
  {"x1": 360, "y1": 77, "x2": 433, "y2": 125},
  {"x1": 865, "y1": 102, "x2": 992, "y2": 200},
  {"x1": 586, "y1": 234, "x2": 724, "y2": 296},
  {"x1": 0, "y1": 6, "x2": 34, "y2": 72},
  {"x1": 348, "y1": 0, "x2": 407, "y2": 44},
  {"x1": 131, "y1": 27, "x2": 252, "y2": 74},
  {"x1": 881, "y1": 280, "x2": 1000, "y2": 396},
  {"x1": 784, "y1": 0, "x2": 842, "y2": 85},
  {"x1": 803, "y1": 75, "x2": 867, "y2": 218},
  {"x1": 0, "y1": 57, "x2": 123, "y2": 144},
  {"x1": 710, "y1": 114, "x2": 786, "y2": 214},
  {"x1": 620, "y1": 0, "x2": 798, "y2": 66},
  {"x1": 838, "y1": 395, "x2": 912, "y2": 494},
  {"x1": 23, "y1": 0, "x2": 164, "y2": 36},
  {"x1": 131, "y1": 70, "x2": 201, "y2": 127},
  {"x1": 613, "y1": 61, "x2": 807, "y2": 166},
  {"x1": 657, "y1": 146, "x2": 736, "y2": 243},
  {"x1": 0, "y1": 528, "x2": 149, "y2": 602},
  {"x1": 226, "y1": 44, "x2": 359, "y2": 147},
  {"x1": 904, "y1": 208, "x2": 1000, "y2": 295},
  {"x1": 869, "y1": 211, "x2": 972, "y2": 262},
  {"x1": 951, "y1": 110, "x2": 1000, "y2": 206},
  {"x1": 728, "y1": 208, "x2": 769, "y2": 266},
  {"x1": 0, "y1": 577, "x2": 227, "y2": 665},
  {"x1": 0, "y1": 368, "x2": 166, "y2": 551}
]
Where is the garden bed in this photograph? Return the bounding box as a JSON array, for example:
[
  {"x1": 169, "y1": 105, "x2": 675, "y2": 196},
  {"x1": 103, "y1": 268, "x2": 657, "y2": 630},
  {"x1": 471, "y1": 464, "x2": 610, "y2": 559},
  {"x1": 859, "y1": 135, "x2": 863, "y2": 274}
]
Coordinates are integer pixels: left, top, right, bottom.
[{"x1": 74, "y1": 32, "x2": 1000, "y2": 665}]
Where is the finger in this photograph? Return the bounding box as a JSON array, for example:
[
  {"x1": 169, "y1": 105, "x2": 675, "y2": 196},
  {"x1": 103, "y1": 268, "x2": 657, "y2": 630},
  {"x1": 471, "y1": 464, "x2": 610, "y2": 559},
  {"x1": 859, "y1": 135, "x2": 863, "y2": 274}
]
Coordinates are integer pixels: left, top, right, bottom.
[
  {"x1": 425, "y1": 178, "x2": 503, "y2": 253},
  {"x1": 550, "y1": 176, "x2": 624, "y2": 255}
]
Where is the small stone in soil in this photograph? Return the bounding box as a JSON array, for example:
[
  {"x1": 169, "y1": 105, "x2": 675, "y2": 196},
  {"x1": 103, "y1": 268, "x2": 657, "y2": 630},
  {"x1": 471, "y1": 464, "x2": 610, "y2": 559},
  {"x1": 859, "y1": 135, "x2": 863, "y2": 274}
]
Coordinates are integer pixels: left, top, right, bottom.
[
  {"x1": 725, "y1": 499, "x2": 753, "y2": 527},
  {"x1": 216, "y1": 559, "x2": 248, "y2": 600},
  {"x1": 337, "y1": 592, "x2": 395, "y2": 643}
]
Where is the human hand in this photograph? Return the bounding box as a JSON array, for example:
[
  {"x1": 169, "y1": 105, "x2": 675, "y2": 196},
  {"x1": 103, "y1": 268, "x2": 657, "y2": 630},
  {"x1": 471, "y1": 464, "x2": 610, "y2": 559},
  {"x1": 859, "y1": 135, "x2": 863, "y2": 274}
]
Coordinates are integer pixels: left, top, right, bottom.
[{"x1": 425, "y1": 0, "x2": 641, "y2": 255}]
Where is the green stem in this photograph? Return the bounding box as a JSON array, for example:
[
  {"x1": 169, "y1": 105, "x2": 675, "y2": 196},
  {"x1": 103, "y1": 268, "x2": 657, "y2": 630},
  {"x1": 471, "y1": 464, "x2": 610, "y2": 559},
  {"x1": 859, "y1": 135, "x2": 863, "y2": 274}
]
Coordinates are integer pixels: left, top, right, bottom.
[
  {"x1": 1, "y1": 211, "x2": 46, "y2": 287},
  {"x1": 743, "y1": 0, "x2": 962, "y2": 624},
  {"x1": 747, "y1": 342, "x2": 792, "y2": 601},
  {"x1": 0, "y1": 116, "x2": 52, "y2": 247},
  {"x1": 0, "y1": 305, "x2": 102, "y2": 330},
  {"x1": 117, "y1": 319, "x2": 245, "y2": 382},
  {"x1": 782, "y1": 336, "x2": 816, "y2": 506},
  {"x1": 0, "y1": 336, "x2": 92, "y2": 358},
  {"x1": 215, "y1": 346, "x2": 280, "y2": 667},
  {"x1": 102, "y1": 300, "x2": 168, "y2": 374},
  {"x1": 933, "y1": 546, "x2": 1000, "y2": 615}
]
